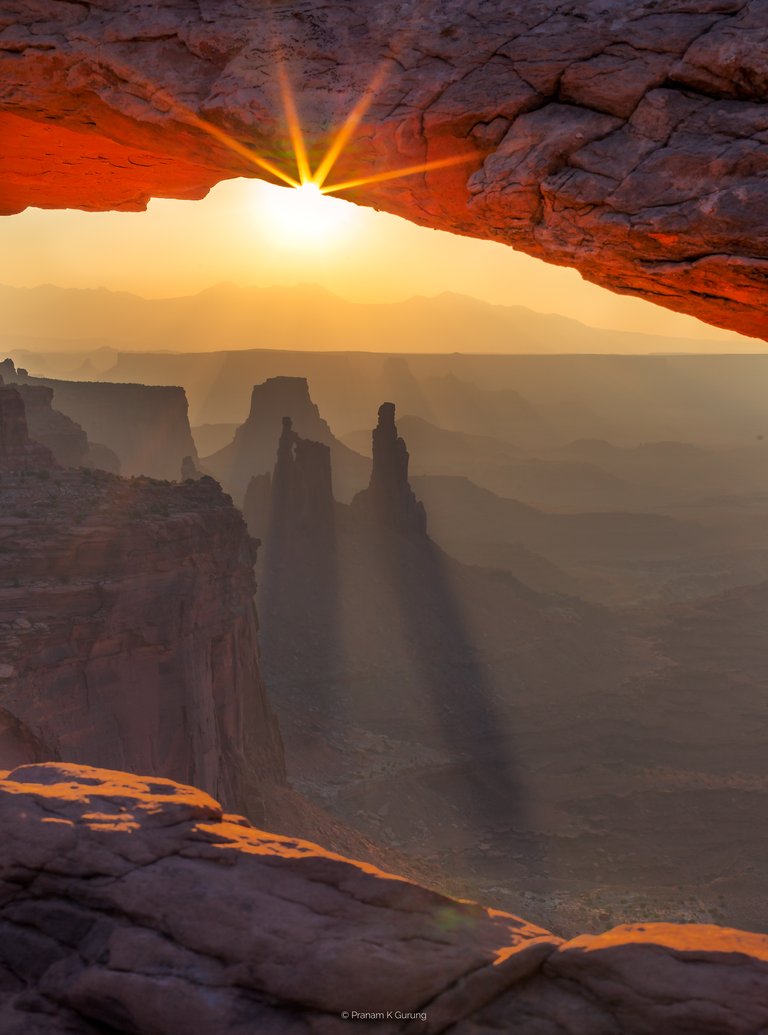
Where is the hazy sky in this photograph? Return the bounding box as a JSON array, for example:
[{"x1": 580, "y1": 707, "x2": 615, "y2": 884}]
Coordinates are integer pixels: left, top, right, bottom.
[{"x1": 0, "y1": 176, "x2": 757, "y2": 344}]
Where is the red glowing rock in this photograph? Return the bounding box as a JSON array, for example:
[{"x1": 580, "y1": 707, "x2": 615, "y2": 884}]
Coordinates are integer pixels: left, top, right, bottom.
[{"x1": 0, "y1": 2, "x2": 766, "y2": 338}]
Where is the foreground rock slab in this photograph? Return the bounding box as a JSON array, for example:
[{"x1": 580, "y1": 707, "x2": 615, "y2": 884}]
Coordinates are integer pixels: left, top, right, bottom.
[
  {"x1": 0, "y1": 763, "x2": 766, "y2": 1034},
  {"x1": 1, "y1": 1, "x2": 767, "y2": 339}
]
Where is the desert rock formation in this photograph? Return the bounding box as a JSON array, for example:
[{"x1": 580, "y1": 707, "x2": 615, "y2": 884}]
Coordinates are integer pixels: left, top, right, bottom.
[
  {"x1": 271, "y1": 416, "x2": 336, "y2": 542},
  {"x1": 2, "y1": 360, "x2": 197, "y2": 481},
  {"x1": 0, "y1": 459, "x2": 284, "y2": 820},
  {"x1": 352, "y1": 402, "x2": 427, "y2": 536},
  {"x1": 203, "y1": 376, "x2": 369, "y2": 503},
  {"x1": 1, "y1": 2, "x2": 766, "y2": 337},
  {"x1": 0, "y1": 762, "x2": 765, "y2": 1034},
  {"x1": 11, "y1": 383, "x2": 89, "y2": 467},
  {"x1": 14, "y1": 382, "x2": 120, "y2": 472}
]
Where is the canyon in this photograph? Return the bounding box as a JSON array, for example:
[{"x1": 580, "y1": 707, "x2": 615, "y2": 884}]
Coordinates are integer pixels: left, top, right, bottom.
[
  {"x1": 3, "y1": 344, "x2": 768, "y2": 950},
  {"x1": 1, "y1": 2, "x2": 767, "y2": 338},
  {"x1": 1, "y1": 2, "x2": 767, "y2": 1026},
  {"x1": 17, "y1": 342, "x2": 768, "y2": 448},
  {"x1": 243, "y1": 384, "x2": 768, "y2": 940},
  {"x1": 1, "y1": 348, "x2": 768, "y2": 1024}
]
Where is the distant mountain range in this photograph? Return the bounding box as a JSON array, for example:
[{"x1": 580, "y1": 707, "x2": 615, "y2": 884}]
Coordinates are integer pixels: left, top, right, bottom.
[{"x1": 1, "y1": 282, "x2": 762, "y2": 355}]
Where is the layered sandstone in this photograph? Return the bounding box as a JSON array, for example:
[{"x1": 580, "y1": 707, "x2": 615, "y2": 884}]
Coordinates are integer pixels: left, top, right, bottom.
[
  {"x1": 0, "y1": 466, "x2": 284, "y2": 820},
  {"x1": 0, "y1": 763, "x2": 765, "y2": 1034},
  {"x1": 1, "y1": 2, "x2": 766, "y2": 337},
  {"x1": 3, "y1": 361, "x2": 197, "y2": 481}
]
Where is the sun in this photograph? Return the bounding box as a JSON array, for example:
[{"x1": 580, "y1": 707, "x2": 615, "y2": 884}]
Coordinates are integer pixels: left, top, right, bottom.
[{"x1": 252, "y1": 180, "x2": 356, "y2": 250}]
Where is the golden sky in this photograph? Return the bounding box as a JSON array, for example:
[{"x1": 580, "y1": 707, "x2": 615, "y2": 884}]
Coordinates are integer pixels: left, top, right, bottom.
[{"x1": 0, "y1": 176, "x2": 757, "y2": 344}]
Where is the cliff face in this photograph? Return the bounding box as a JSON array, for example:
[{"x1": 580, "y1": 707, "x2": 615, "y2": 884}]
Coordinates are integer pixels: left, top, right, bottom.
[
  {"x1": 0, "y1": 763, "x2": 765, "y2": 1035},
  {"x1": 204, "y1": 376, "x2": 369, "y2": 504},
  {"x1": 14, "y1": 382, "x2": 88, "y2": 467},
  {"x1": 0, "y1": 465, "x2": 285, "y2": 820},
  {"x1": 3, "y1": 361, "x2": 197, "y2": 481},
  {"x1": 270, "y1": 416, "x2": 336, "y2": 543},
  {"x1": 10, "y1": 381, "x2": 121, "y2": 472},
  {"x1": 0, "y1": 383, "x2": 53, "y2": 469},
  {"x1": 1, "y1": 2, "x2": 766, "y2": 338}
]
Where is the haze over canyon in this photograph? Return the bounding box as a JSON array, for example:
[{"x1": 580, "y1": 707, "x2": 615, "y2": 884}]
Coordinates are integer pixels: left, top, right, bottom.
[{"x1": 0, "y1": 1, "x2": 767, "y2": 1031}]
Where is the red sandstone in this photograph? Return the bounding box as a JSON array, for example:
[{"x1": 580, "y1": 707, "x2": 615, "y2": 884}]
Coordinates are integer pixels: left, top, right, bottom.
[{"x1": 1, "y1": 2, "x2": 767, "y2": 338}]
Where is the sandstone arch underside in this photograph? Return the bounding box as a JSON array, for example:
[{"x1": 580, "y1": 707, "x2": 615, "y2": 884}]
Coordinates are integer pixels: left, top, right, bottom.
[{"x1": 0, "y1": 1, "x2": 766, "y2": 339}]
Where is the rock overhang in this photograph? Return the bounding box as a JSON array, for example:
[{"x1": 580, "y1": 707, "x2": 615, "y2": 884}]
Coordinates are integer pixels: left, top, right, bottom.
[{"x1": 1, "y1": 0, "x2": 766, "y2": 339}]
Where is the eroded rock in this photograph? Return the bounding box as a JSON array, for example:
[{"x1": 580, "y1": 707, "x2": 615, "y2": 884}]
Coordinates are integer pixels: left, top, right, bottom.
[
  {"x1": 203, "y1": 376, "x2": 369, "y2": 503},
  {"x1": 270, "y1": 416, "x2": 335, "y2": 540},
  {"x1": 4, "y1": 361, "x2": 197, "y2": 481},
  {"x1": 352, "y1": 402, "x2": 427, "y2": 536},
  {"x1": 0, "y1": 763, "x2": 765, "y2": 1034},
  {"x1": 0, "y1": 2, "x2": 766, "y2": 337}
]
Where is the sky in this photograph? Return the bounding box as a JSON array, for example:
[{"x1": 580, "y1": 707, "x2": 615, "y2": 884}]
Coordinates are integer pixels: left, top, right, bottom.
[{"x1": 0, "y1": 176, "x2": 758, "y2": 345}]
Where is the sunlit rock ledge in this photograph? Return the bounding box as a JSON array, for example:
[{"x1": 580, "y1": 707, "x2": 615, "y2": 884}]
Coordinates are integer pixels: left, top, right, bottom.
[{"x1": 0, "y1": 762, "x2": 766, "y2": 1034}]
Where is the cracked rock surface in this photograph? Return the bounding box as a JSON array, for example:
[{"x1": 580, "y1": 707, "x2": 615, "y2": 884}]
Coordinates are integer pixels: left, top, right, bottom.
[
  {"x1": 0, "y1": 763, "x2": 766, "y2": 1034},
  {"x1": 0, "y1": 1, "x2": 766, "y2": 338}
]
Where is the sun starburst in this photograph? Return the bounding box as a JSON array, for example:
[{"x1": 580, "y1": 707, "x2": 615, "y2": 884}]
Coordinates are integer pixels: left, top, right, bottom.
[{"x1": 157, "y1": 62, "x2": 479, "y2": 202}]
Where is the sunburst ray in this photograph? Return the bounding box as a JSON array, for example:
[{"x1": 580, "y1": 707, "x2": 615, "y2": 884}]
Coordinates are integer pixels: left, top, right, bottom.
[
  {"x1": 276, "y1": 64, "x2": 313, "y2": 185},
  {"x1": 138, "y1": 60, "x2": 481, "y2": 204},
  {"x1": 312, "y1": 63, "x2": 392, "y2": 189},
  {"x1": 153, "y1": 85, "x2": 299, "y2": 189},
  {"x1": 320, "y1": 151, "x2": 480, "y2": 195}
]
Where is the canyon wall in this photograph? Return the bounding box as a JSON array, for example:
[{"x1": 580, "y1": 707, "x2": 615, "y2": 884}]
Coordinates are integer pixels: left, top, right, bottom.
[
  {"x1": 3, "y1": 360, "x2": 197, "y2": 481},
  {"x1": 0, "y1": 408, "x2": 285, "y2": 818},
  {"x1": 1, "y1": 2, "x2": 766, "y2": 338},
  {"x1": 269, "y1": 416, "x2": 336, "y2": 543},
  {"x1": 13, "y1": 382, "x2": 120, "y2": 472},
  {"x1": 0, "y1": 383, "x2": 53, "y2": 469},
  {"x1": 0, "y1": 762, "x2": 766, "y2": 1035}
]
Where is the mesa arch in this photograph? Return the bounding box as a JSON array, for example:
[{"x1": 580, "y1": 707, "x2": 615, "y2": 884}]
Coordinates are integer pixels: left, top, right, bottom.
[{"x1": 0, "y1": 0, "x2": 766, "y2": 340}]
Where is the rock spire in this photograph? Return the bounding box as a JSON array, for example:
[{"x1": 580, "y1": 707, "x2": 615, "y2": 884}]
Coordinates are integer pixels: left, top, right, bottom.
[{"x1": 352, "y1": 402, "x2": 427, "y2": 536}]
